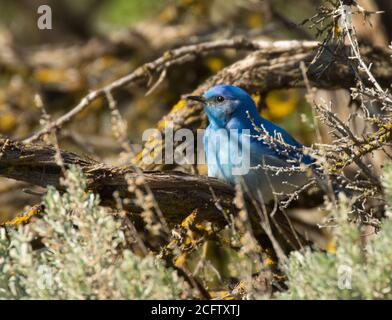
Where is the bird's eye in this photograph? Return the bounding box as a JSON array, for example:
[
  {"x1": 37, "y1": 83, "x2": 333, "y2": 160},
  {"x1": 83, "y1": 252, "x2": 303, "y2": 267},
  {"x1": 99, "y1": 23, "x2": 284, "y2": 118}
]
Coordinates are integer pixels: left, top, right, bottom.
[{"x1": 215, "y1": 95, "x2": 225, "y2": 103}]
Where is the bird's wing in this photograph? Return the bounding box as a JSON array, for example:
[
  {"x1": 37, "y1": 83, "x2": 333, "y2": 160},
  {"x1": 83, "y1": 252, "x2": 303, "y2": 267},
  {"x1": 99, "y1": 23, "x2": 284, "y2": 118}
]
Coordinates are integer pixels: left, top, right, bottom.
[{"x1": 250, "y1": 117, "x2": 314, "y2": 165}]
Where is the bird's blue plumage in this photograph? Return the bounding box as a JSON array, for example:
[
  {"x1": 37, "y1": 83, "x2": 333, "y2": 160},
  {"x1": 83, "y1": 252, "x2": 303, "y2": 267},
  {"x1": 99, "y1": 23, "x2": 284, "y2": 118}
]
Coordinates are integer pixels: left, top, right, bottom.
[{"x1": 199, "y1": 84, "x2": 314, "y2": 203}]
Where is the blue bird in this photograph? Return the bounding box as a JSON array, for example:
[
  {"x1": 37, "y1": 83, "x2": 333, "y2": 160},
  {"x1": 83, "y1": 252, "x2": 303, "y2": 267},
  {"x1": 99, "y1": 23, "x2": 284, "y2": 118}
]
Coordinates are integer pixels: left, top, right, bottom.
[{"x1": 187, "y1": 84, "x2": 315, "y2": 204}]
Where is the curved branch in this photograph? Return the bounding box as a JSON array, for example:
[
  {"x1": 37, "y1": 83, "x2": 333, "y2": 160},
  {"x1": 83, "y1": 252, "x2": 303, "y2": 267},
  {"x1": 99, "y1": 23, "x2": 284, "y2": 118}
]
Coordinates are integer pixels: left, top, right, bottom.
[
  {"x1": 0, "y1": 139, "x2": 319, "y2": 252},
  {"x1": 25, "y1": 38, "x2": 311, "y2": 143},
  {"x1": 0, "y1": 139, "x2": 237, "y2": 225}
]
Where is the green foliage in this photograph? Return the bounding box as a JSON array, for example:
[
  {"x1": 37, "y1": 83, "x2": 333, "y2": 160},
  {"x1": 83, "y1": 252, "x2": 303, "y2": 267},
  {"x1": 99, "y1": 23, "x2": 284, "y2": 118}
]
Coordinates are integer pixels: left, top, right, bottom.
[
  {"x1": 2, "y1": 165, "x2": 392, "y2": 300},
  {"x1": 97, "y1": 0, "x2": 169, "y2": 27},
  {"x1": 275, "y1": 166, "x2": 392, "y2": 300},
  {"x1": 0, "y1": 166, "x2": 188, "y2": 299}
]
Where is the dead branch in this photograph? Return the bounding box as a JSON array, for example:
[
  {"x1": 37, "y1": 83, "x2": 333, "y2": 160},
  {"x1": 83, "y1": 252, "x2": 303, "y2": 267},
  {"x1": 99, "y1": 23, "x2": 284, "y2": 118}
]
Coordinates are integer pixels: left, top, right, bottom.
[
  {"x1": 22, "y1": 37, "x2": 391, "y2": 149},
  {"x1": 0, "y1": 139, "x2": 238, "y2": 224},
  {"x1": 139, "y1": 42, "x2": 392, "y2": 170},
  {"x1": 0, "y1": 138, "x2": 316, "y2": 251},
  {"x1": 25, "y1": 37, "x2": 293, "y2": 143}
]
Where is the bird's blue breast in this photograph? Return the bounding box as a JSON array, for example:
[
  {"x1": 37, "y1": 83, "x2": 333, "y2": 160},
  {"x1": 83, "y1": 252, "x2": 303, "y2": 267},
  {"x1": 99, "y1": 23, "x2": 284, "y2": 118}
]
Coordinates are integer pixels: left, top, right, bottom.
[
  {"x1": 204, "y1": 124, "x2": 238, "y2": 183},
  {"x1": 201, "y1": 84, "x2": 314, "y2": 203}
]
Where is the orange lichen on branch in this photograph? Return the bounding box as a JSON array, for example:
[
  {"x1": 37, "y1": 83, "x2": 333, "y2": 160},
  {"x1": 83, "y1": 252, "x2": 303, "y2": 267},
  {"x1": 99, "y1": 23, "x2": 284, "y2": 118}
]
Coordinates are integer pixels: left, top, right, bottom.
[
  {"x1": 2, "y1": 205, "x2": 42, "y2": 226},
  {"x1": 161, "y1": 210, "x2": 216, "y2": 268}
]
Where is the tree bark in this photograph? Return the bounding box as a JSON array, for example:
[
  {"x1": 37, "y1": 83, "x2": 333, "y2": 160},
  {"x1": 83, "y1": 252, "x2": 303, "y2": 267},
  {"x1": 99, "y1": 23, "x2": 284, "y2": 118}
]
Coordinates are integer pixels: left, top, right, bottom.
[
  {"x1": 0, "y1": 139, "x2": 238, "y2": 225},
  {"x1": 0, "y1": 139, "x2": 319, "y2": 251}
]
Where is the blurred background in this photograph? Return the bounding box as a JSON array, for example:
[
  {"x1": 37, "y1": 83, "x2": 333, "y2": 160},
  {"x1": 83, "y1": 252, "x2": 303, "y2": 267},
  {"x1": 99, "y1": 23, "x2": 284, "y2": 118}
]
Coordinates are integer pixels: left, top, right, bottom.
[{"x1": 0, "y1": 0, "x2": 390, "y2": 224}]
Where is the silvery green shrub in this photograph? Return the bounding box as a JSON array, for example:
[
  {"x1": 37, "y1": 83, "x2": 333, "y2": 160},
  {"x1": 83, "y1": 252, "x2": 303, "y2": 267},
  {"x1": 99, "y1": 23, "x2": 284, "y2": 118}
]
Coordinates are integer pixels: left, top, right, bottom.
[
  {"x1": 0, "y1": 166, "x2": 188, "y2": 299},
  {"x1": 275, "y1": 164, "x2": 392, "y2": 299}
]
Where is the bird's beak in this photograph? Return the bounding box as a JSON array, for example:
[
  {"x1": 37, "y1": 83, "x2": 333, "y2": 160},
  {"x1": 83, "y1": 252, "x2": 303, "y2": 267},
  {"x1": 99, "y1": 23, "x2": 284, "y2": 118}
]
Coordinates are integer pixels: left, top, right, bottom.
[{"x1": 186, "y1": 95, "x2": 206, "y2": 103}]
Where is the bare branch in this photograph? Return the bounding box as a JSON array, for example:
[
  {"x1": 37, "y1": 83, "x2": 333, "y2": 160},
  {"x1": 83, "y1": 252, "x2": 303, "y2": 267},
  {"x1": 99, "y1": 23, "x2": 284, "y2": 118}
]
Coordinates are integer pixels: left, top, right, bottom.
[
  {"x1": 24, "y1": 38, "x2": 314, "y2": 143},
  {"x1": 0, "y1": 139, "x2": 314, "y2": 252}
]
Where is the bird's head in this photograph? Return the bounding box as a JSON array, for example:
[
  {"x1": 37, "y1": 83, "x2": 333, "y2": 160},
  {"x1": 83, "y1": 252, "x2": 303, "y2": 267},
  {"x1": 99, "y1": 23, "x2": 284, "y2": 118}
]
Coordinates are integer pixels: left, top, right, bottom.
[{"x1": 187, "y1": 84, "x2": 257, "y2": 127}]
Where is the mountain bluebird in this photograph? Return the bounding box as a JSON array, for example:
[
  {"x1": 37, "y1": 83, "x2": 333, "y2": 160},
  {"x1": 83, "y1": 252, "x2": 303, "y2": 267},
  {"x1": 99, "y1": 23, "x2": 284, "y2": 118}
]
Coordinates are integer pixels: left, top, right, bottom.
[{"x1": 187, "y1": 84, "x2": 315, "y2": 204}]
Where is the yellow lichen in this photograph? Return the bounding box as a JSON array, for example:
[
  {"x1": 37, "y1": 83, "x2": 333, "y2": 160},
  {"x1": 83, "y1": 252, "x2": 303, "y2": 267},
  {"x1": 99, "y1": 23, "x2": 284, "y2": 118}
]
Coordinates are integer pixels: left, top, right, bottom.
[
  {"x1": 34, "y1": 68, "x2": 84, "y2": 92},
  {"x1": 246, "y1": 13, "x2": 263, "y2": 28},
  {"x1": 206, "y1": 57, "x2": 225, "y2": 73},
  {"x1": 263, "y1": 89, "x2": 300, "y2": 120},
  {"x1": 251, "y1": 93, "x2": 261, "y2": 106},
  {"x1": 326, "y1": 237, "x2": 337, "y2": 253},
  {"x1": 0, "y1": 111, "x2": 17, "y2": 133},
  {"x1": 171, "y1": 99, "x2": 186, "y2": 112},
  {"x1": 3, "y1": 206, "x2": 41, "y2": 226},
  {"x1": 264, "y1": 256, "x2": 275, "y2": 266},
  {"x1": 181, "y1": 210, "x2": 198, "y2": 228},
  {"x1": 157, "y1": 118, "x2": 169, "y2": 129},
  {"x1": 334, "y1": 26, "x2": 343, "y2": 37},
  {"x1": 174, "y1": 252, "x2": 188, "y2": 267},
  {"x1": 209, "y1": 290, "x2": 234, "y2": 300}
]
